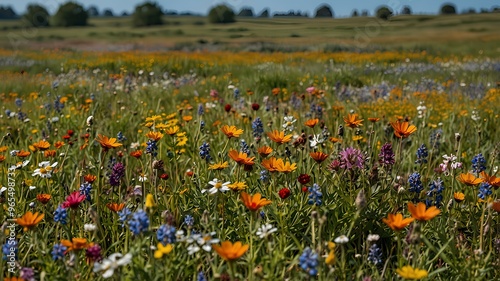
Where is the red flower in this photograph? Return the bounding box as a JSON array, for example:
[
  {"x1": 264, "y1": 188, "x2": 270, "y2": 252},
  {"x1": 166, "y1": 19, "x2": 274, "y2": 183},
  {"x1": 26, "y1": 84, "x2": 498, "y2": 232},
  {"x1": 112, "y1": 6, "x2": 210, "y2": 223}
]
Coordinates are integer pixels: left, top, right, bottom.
[
  {"x1": 298, "y1": 174, "x2": 311, "y2": 185},
  {"x1": 224, "y1": 104, "x2": 232, "y2": 112},
  {"x1": 67, "y1": 130, "x2": 74, "y2": 136},
  {"x1": 62, "y1": 191, "x2": 86, "y2": 209},
  {"x1": 160, "y1": 173, "x2": 169, "y2": 180},
  {"x1": 251, "y1": 103, "x2": 260, "y2": 111},
  {"x1": 301, "y1": 186, "x2": 309, "y2": 192},
  {"x1": 62, "y1": 134, "x2": 71, "y2": 140},
  {"x1": 278, "y1": 188, "x2": 291, "y2": 199}
]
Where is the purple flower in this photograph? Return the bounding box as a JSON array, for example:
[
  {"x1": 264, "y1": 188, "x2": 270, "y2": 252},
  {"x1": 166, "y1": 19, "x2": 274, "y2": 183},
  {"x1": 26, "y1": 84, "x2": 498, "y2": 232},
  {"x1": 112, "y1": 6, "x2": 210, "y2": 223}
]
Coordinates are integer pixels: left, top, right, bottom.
[
  {"x1": 378, "y1": 143, "x2": 395, "y2": 167},
  {"x1": 20, "y1": 267, "x2": 35, "y2": 281},
  {"x1": 86, "y1": 244, "x2": 102, "y2": 262},
  {"x1": 110, "y1": 162, "x2": 125, "y2": 187},
  {"x1": 339, "y1": 147, "x2": 365, "y2": 170}
]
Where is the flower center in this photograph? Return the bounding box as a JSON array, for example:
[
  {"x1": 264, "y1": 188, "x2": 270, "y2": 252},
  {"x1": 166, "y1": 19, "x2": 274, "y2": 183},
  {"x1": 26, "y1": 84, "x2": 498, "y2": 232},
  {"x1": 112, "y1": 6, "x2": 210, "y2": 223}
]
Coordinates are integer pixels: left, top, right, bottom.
[{"x1": 215, "y1": 182, "x2": 222, "y2": 189}]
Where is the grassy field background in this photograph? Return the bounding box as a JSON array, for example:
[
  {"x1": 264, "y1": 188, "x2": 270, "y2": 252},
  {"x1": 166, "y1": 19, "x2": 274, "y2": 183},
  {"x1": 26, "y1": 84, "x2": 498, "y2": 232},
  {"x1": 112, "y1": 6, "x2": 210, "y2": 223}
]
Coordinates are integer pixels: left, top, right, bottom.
[{"x1": 0, "y1": 13, "x2": 499, "y2": 55}]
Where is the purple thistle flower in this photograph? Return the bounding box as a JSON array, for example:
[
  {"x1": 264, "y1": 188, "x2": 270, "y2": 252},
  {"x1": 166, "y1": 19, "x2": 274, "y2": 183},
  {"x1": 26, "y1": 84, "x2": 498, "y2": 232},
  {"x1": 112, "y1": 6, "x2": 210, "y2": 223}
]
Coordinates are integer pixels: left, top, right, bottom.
[
  {"x1": 110, "y1": 162, "x2": 125, "y2": 187},
  {"x1": 378, "y1": 143, "x2": 395, "y2": 167},
  {"x1": 20, "y1": 267, "x2": 35, "y2": 281},
  {"x1": 339, "y1": 147, "x2": 365, "y2": 170},
  {"x1": 86, "y1": 244, "x2": 102, "y2": 262}
]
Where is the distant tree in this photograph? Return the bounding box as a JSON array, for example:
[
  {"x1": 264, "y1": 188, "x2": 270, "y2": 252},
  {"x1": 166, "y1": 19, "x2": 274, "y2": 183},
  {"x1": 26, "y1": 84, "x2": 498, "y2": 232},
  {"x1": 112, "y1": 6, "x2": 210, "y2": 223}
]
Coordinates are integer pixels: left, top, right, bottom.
[
  {"x1": 208, "y1": 4, "x2": 235, "y2": 23},
  {"x1": 314, "y1": 4, "x2": 333, "y2": 18},
  {"x1": 376, "y1": 6, "x2": 393, "y2": 20},
  {"x1": 238, "y1": 7, "x2": 254, "y2": 17},
  {"x1": 480, "y1": 8, "x2": 489, "y2": 13},
  {"x1": 401, "y1": 6, "x2": 412, "y2": 15},
  {"x1": 465, "y1": 8, "x2": 476, "y2": 14},
  {"x1": 361, "y1": 10, "x2": 369, "y2": 17},
  {"x1": 23, "y1": 4, "x2": 50, "y2": 27},
  {"x1": 351, "y1": 9, "x2": 359, "y2": 17},
  {"x1": 121, "y1": 11, "x2": 129, "y2": 17},
  {"x1": 258, "y1": 8, "x2": 269, "y2": 18},
  {"x1": 493, "y1": 6, "x2": 500, "y2": 12},
  {"x1": 0, "y1": 5, "x2": 18, "y2": 19},
  {"x1": 52, "y1": 2, "x2": 88, "y2": 27},
  {"x1": 103, "y1": 9, "x2": 114, "y2": 17},
  {"x1": 132, "y1": 2, "x2": 163, "y2": 27},
  {"x1": 164, "y1": 10, "x2": 178, "y2": 15},
  {"x1": 440, "y1": 3, "x2": 457, "y2": 14},
  {"x1": 87, "y1": 5, "x2": 99, "y2": 17}
]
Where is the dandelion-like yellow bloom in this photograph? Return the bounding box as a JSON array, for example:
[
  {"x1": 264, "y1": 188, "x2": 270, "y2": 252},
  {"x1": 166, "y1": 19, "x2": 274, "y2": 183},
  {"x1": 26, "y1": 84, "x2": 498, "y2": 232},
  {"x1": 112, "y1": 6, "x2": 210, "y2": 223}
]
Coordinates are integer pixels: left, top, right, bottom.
[{"x1": 396, "y1": 265, "x2": 428, "y2": 279}]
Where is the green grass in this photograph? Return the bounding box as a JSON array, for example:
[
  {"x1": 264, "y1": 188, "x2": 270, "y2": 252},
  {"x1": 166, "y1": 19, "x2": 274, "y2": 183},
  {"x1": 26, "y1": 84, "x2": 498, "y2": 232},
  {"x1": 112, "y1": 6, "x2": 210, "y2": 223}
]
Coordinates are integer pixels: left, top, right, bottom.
[{"x1": 0, "y1": 13, "x2": 499, "y2": 56}]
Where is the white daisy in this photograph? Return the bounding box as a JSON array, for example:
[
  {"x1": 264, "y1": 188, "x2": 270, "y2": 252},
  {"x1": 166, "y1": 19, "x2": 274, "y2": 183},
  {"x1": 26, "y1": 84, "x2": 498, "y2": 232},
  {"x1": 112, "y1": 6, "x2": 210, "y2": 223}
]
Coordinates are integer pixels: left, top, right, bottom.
[
  {"x1": 282, "y1": 116, "x2": 297, "y2": 132},
  {"x1": 8, "y1": 160, "x2": 30, "y2": 171},
  {"x1": 32, "y1": 161, "x2": 58, "y2": 178},
  {"x1": 256, "y1": 223, "x2": 278, "y2": 239},
  {"x1": 203, "y1": 178, "x2": 230, "y2": 194},
  {"x1": 334, "y1": 235, "x2": 349, "y2": 244},
  {"x1": 93, "y1": 252, "x2": 132, "y2": 279},
  {"x1": 196, "y1": 232, "x2": 220, "y2": 252}
]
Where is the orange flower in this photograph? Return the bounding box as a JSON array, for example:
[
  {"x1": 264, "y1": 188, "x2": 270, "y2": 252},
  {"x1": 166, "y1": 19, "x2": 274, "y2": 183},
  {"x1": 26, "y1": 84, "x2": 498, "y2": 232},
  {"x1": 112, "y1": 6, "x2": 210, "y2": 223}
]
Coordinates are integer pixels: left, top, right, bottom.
[
  {"x1": 221, "y1": 125, "x2": 244, "y2": 138},
  {"x1": 382, "y1": 213, "x2": 414, "y2": 231},
  {"x1": 0, "y1": 155, "x2": 5, "y2": 162},
  {"x1": 228, "y1": 150, "x2": 255, "y2": 166},
  {"x1": 272, "y1": 88, "x2": 281, "y2": 95},
  {"x1": 454, "y1": 192, "x2": 465, "y2": 203},
  {"x1": 44, "y1": 150, "x2": 56, "y2": 157},
  {"x1": 96, "y1": 134, "x2": 122, "y2": 149},
  {"x1": 310, "y1": 152, "x2": 329, "y2": 163},
  {"x1": 145, "y1": 131, "x2": 163, "y2": 141},
  {"x1": 408, "y1": 202, "x2": 441, "y2": 221},
  {"x1": 267, "y1": 130, "x2": 292, "y2": 144},
  {"x1": 61, "y1": 238, "x2": 89, "y2": 252},
  {"x1": 241, "y1": 192, "x2": 272, "y2": 211},
  {"x1": 182, "y1": 115, "x2": 193, "y2": 122},
  {"x1": 36, "y1": 194, "x2": 51, "y2": 204},
  {"x1": 368, "y1": 117, "x2": 380, "y2": 123},
  {"x1": 54, "y1": 141, "x2": 65, "y2": 149},
  {"x1": 106, "y1": 202, "x2": 125, "y2": 212},
  {"x1": 492, "y1": 201, "x2": 500, "y2": 213},
  {"x1": 275, "y1": 158, "x2": 297, "y2": 173},
  {"x1": 16, "y1": 150, "x2": 31, "y2": 157},
  {"x1": 130, "y1": 150, "x2": 143, "y2": 158},
  {"x1": 343, "y1": 114, "x2": 363, "y2": 128},
  {"x1": 304, "y1": 118, "x2": 319, "y2": 128},
  {"x1": 15, "y1": 211, "x2": 44, "y2": 231},
  {"x1": 0, "y1": 146, "x2": 8, "y2": 152},
  {"x1": 4, "y1": 277, "x2": 25, "y2": 281},
  {"x1": 164, "y1": 126, "x2": 180, "y2": 135},
  {"x1": 213, "y1": 241, "x2": 249, "y2": 261},
  {"x1": 84, "y1": 174, "x2": 97, "y2": 183},
  {"x1": 479, "y1": 171, "x2": 500, "y2": 188},
  {"x1": 457, "y1": 173, "x2": 482, "y2": 186},
  {"x1": 32, "y1": 140, "x2": 50, "y2": 151},
  {"x1": 261, "y1": 157, "x2": 280, "y2": 172},
  {"x1": 390, "y1": 120, "x2": 417, "y2": 138},
  {"x1": 329, "y1": 137, "x2": 342, "y2": 143},
  {"x1": 257, "y1": 146, "x2": 273, "y2": 157}
]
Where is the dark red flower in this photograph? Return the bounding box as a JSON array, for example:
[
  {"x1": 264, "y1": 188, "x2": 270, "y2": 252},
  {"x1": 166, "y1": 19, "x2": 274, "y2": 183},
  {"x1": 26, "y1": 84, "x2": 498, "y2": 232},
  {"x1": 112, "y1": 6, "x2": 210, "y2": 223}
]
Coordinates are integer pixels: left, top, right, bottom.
[
  {"x1": 62, "y1": 134, "x2": 71, "y2": 140},
  {"x1": 160, "y1": 173, "x2": 169, "y2": 180},
  {"x1": 298, "y1": 174, "x2": 311, "y2": 185},
  {"x1": 301, "y1": 186, "x2": 309, "y2": 193},
  {"x1": 224, "y1": 104, "x2": 232, "y2": 112},
  {"x1": 67, "y1": 130, "x2": 74, "y2": 136},
  {"x1": 62, "y1": 191, "x2": 86, "y2": 209},
  {"x1": 278, "y1": 188, "x2": 291, "y2": 199},
  {"x1": 251, "y1": 103, "x2": 260, "y2": 111}
]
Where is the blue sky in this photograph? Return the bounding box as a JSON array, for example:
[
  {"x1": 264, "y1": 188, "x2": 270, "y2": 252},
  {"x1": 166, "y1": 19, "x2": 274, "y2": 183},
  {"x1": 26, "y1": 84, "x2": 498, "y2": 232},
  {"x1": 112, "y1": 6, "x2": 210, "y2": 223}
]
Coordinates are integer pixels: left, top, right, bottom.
[{"x1": 3, "y1": 0, "x2": 499, "y2": 17}]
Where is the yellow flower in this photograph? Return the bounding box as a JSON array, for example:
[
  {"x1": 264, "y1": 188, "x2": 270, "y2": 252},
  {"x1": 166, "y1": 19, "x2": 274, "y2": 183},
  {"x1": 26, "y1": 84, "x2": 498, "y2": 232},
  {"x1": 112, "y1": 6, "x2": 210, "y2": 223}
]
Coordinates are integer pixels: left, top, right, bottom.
[
  {"x1": 325, "y1": 242, "x2": 336, "y2": 265},
  {"x1": 146, "y1": 115, "x2": 162, "y2": 122},
  {"x1": 145, "y1": 194, "x2": 155, "y2": 208},
  {"x1": 396, "y1": 265, "x2": 428, "y2": 279},
  {"x1": 145, "y1": 131, "x2": 163, "y2": 141},
  {"x1": 228, "y1": 181, "x2": 247, "y2": 191},
  {"x1": 208, "y1": 161, "x2": 229, "y2": 170},
  {"x1": 164, "y1": 126, "x2": 180, "y2": 135},
  {"x1": 221, "y1": 125, "x2": 244, "y2": 138},
  {"x1": 154, "y1": 243, "x2": 173, "y2": 259}
]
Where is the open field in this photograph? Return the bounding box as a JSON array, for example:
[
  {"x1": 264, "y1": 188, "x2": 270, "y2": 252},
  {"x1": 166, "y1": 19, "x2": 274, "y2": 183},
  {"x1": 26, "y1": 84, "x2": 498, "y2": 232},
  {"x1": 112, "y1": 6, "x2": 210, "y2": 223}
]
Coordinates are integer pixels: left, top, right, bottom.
[
  {"x1": 0, "y1": 13, "x2": 500, "y2": 55},
  {"x1": 0, "y1": 12, "x2": 499, "y2": 281}
]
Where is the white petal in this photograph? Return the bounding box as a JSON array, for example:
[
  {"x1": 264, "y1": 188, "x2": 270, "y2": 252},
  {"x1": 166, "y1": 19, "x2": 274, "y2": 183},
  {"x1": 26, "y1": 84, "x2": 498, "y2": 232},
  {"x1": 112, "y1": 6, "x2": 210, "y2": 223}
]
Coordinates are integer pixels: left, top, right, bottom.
[
  {"x1": 102, "y1": 268, "x2": 115, "y2": 278},
  {"x1": 116, "y1": 253, "x2": 132, "y2": 266}
]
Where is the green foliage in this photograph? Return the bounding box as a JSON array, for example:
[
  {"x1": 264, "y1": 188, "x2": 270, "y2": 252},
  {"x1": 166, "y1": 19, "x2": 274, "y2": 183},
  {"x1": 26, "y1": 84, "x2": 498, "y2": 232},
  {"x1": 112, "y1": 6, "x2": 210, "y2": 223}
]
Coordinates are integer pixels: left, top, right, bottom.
[
  {"x1": 132, "y1": 2, "x2": 163, "y2": 27},
  {"x1": 52, "y1": 2, "x2": 88, "y2": 27},
  {"x1": 315, "y1": 4, "x2": 334, "y2": 18},
  {"x1": 376, "y1": 6, "x2": 393, "y2": 20},
  {"x1": 441, "y1": 4, "x2": 457, "y2": 15},
  {"x1": 23, "y1": 4, "x2": 50, "y2": 27},
  {"x1": 238, "y1": 7, "x2": 254, "y2": 17},
  {"x1": 208, "y1": 4, "x2": 236, "y2": 24}
]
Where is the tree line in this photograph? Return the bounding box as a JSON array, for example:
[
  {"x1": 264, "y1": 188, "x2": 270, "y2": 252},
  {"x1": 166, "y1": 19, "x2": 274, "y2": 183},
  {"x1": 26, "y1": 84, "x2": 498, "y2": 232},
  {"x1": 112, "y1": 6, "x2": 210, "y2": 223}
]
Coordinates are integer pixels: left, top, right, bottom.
[{"x1": 0, "y1": 2, "x2": 499, "y2": 27}]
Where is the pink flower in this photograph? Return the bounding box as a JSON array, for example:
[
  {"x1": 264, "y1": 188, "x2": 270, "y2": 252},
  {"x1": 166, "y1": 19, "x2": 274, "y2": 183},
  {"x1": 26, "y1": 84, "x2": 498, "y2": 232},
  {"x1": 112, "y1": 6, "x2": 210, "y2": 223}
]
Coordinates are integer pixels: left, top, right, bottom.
[
  {"x1": 306, "y1": 87, "x2": 316, "y2": 94},
  {"x1": 62, "y1": 191, "x2": 86, "y2": 209}
]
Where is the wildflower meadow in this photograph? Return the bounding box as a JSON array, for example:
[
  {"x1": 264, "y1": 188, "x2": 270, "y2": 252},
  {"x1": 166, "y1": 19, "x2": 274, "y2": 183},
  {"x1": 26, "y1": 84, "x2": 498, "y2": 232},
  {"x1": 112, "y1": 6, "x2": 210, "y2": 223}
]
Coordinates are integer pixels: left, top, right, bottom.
[{"x1": 0, "y1": 48, "x2": 499, "y2": 281}]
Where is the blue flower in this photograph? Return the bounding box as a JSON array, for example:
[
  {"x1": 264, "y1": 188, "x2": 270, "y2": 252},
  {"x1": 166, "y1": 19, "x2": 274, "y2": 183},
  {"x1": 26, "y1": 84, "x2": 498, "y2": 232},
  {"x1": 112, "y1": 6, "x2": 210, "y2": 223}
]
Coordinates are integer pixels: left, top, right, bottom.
[
  {"x1": 199, "y1": 142, "x2": 212, "y2": 163},
  {"x1": 117, "y1": 131, "x2": 126, "y2": 142},
  {"x1": 129, "y1": 210, "x2": 150, "y2": 235},
  {"x1": 252, "y1": 117, "x2": 264, "y2": 140},
  {"x1": 145, "y1": 139, "x2": 158, "y2": 157},
  {"x1": 51, "y1": 243, "x2": 67, "y2": 261},
  {"x1": 259, "y1": 170, "x2": 269, "y2": 182},
  {"x1": 299, "y1": 247, "x2": 318, "y2": 276},
  {"x1": 471, "y1": 153, "x2": 487, "y2": 174},
  {"x1": 308, "y1": 184, "x2": 322, "y2": 206},
  {"x1": 54, "y1": 205, "x2": 68, "y2": 225},
  {"x1": 118, "y1": 207, "x2": 132, "y2": 227},
  {"x1": 79, "y1": 182, "x2": 92, "y2": 202},
  {"x1": 240, "y1": 139, "x2": 250, "y2": 155},
  {"x1": 408, "y1": 172, "x2": 423, "y2": 194},
  {"x1": 184, "y1": 215, "x2": 194, "y2": 227},
  {"x1": 197, "y1": 271, "x2": 207, "y2": 281},
  {"x1": 415, "y1": 144, "x2": 428, "y2": 164},
  {"x1": 2, "y1": 239, "x2": 18, "y2": 260},
  {"x1": 426, "y1": 178, "x2": 444, "y2": 207},
  {"x1": 197, "y1": 104, "x2": 204, "y2": 115},
  {"x1": 367, "y1": 244, "x2": 383, "y2": 265},
  {"x1": 157, "y1": 224, "x2": 176, "y2": 245},
  {"x1": 478, "y1": 182, "x2": 492, "y2": 200}
]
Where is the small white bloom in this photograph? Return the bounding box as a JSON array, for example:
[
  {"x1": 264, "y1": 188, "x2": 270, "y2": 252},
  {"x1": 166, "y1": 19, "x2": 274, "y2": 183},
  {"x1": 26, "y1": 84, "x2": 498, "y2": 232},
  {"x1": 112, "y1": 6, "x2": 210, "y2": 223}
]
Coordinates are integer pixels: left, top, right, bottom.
[
  {"x1": 94, "y1": 253, "x2": 132, "y2": 279},
  {"x1": 256, "y1": 223, "x2": 278, "y2": 239},
  {"x1": 197, "y1": 232, "x2": 220, "y2": 252},
  {"x1": 51, "y1": 117, "x2": 60, "y2": 123},
  {"x1": 86, "y1": 116, "x2": 94, "y2": 126},
  {"x1": 8, "y1": 160, "x2": 30, "y2": 171},
  {"x1": 334, "y1": 235, "x2": 349, "y2": 244},
  {"x1": 367, "y1": 234, "x2": 380, "y2": 242},
  {"x1": 138, "y1": 174, "x2": 148, "y2": 182},
  {"x1": 10, "y1": 150, "x2": 19, "y2": 156},
  {"x1": 32, "y1": 161, "x2": 58, "y2": 178},
  {"x1": 282, "y1": 116, "x2": 297, "y2": 132},
  {"x1": 187, "y1": 244, "x2": 200, "y2": 255},
  {"x1": 29, "y1": 202, "x2": 35, "y2": 207},
  {"x1": 228, "y1": 85, "x2": 235, "y2": 89},
  {"x1": 309, "y1": 134, "x2": 324, "y2": 149},
  {"x1": 0, "y1": 187, "x2": 7, "y2": 195},
  {"x1": 29, "y1": 186, "x2": 36, "y2": 190},
  {"x1": 84, "y1": 224, "x2": 97, "y2": 232},
  {"x1": 204, "y1": 178, "x2": 230, "y2": 194},
  {"x1": 130, "y1": 142, "x2": 140, "y2": 149}
]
